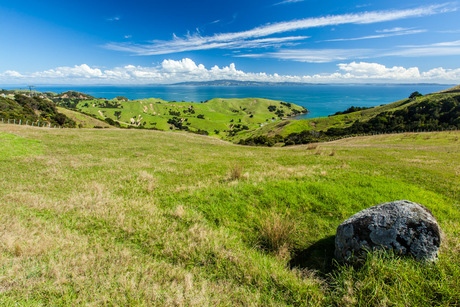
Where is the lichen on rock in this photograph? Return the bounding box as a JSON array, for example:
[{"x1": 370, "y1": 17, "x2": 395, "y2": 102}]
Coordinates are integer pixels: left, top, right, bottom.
[{"x1": 335, "y1": 200, "x2": 441, "y2": 262}]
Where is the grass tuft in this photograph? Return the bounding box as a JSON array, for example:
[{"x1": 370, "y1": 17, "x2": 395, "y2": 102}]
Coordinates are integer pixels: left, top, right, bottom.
[
  {"x1": 257, "y1": 211, "x2": 297, "y2": 259},
  {"x1": 228, "y1": 163, "x2": 244, "y2": 181}
]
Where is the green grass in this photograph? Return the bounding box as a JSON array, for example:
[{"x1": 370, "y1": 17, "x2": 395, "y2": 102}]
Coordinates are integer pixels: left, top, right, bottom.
[
  {"x1": 57, "y1": 107, "x2": 111, "y2": 128},
  {"x1": 71, "y1": 97, "x2": 307, "y2": 137},
  {"x1": 0, "y1": 124, "x2": 459, "y2": 306},
  {"x1": 0, "y1": 130, "x2": 43, "y2": 158}
]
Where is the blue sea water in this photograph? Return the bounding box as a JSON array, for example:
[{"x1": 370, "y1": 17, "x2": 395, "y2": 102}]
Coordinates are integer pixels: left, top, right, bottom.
[{"x1": 8, "y1": 84, "x2": 452, "y2": 119}]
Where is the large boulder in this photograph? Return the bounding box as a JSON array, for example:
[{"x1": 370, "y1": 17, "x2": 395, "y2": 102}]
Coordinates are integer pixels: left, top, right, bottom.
[{"x1": 335, "y1": 200, "x2": 441, "y2": 262}]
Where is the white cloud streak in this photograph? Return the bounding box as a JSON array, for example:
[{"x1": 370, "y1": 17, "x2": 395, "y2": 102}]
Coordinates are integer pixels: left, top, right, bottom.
[
  {"x1": 273, "y1": 0, "x2": 305, "y2": 6},
  {"x1": 106, "y1": 16, "x2": 120, "y2": 22},
  {"x1": 324, "y1": 29, "x2": 426, "y2": 42},
  {"x1": 236, "y1": 39, "x2": 460, "y2": 62},
  {"x1": 105, "y1": 3, "x2": 455, "y2": 55},
  {"x1": 376, "y1": 27, "x2": 413, "y2": 33},
  {"x1": 237, "y1": 49, "x2": 371, "y2": 63},
  {"x1": 1, "y1": 59, "x2": 459, "y2": 85}
]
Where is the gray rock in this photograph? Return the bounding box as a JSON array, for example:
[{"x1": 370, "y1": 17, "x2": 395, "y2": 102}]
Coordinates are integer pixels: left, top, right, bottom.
[{"x1": 335, "y1": 200, "x2": 441, "y2": 262}]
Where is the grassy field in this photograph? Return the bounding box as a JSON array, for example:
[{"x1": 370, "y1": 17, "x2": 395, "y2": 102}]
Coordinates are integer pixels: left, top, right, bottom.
[
  {"x1": 56, "y1": 107, "x2": 112, "y2": 128},
  {"x1": 69, "y1": 97, "x2": 307, "y2": 136},
  {"x1": 0, "y1": 124, "x2": 459, "y2": 306}
]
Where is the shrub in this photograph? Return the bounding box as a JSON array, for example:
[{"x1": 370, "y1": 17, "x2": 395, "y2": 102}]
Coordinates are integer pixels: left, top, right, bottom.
[{"x1": 409, "y1": 91, "x2": 423, "y2": 99}]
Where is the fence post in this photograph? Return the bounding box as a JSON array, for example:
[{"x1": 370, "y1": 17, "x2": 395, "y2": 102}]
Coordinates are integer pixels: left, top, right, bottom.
[
  {"x1": 19, "y1": 119, "x2": 22, "y2": 125},
  {"x1": 32, "y1": 122, "x2": 34, "y2": 127},
  {"x1": 14, "y1": 119, "x2": 16, "y2": 124},
  {"x1": 1, "y1": 118, "x2": 3, "y2": 124},
  {"x1": 48, "y1": 123, "x2": 51, "y2": 128}
]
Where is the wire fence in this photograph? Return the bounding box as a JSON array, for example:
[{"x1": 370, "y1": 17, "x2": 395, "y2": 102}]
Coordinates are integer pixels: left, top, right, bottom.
[
  {"x1": 321, "y1": 126, "x2": 459, "y2": 143},
  {"x1": 0, "y1": 118, "x2": 63, "y2": 129}
]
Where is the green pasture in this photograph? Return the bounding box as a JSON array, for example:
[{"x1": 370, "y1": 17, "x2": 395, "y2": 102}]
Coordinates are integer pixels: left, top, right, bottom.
[
  {"x1": 72, "y1": 97, "x2": 307, "y2": 135},
  {"x1": 0, "y1": 124, "x2": 459, "y2": 306}
]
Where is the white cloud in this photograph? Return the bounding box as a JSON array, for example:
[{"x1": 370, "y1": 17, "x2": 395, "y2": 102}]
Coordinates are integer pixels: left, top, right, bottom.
[
  {"x1": 421, "y1": 67, "x2": 460, "y2": 80},
  {"x1": 161, "y1": 58, "x2": 207, "y2": 74},
  {"x1": 273, "y1": 0, "x2": 304, "y2": 6},
  {"x1": 376, "y1": 27, "x2": 413, "y2": 33},
  {"x1": 2, "y1": 70, "x2": 23, "y2": 78},
  {"x1": 438, "y1": 29, "x2": 460, "y2": 33},
  {"x1": 385, "y1": 47, "x2": 460, "y2": 57},
  {"x1": 105, "y1": 36, "x2": 309, "y2": 56},
  {"x1": 237, "y1": 49, "x2": 370, "y2": 63},
  {"x1": 30, "y1": 64, "x2": 104, "y2": 79},
  {"x1": 384, "y1": 40, "x2": 460, "y2": 57},
  {"x1": 324, "y1": 29, "x2": 425, "y2": 42},
  {"x1": 399, "y1": 40, "x2": 460, "y2": 48},
  {"x1": 106, "y1": 16, "x2": 120, "y2": 21},
  {"x1": 1, "y1": 59, "x2": 458, "y2": 85},
  {"x1": 337, "y1": 62, "x2": 421, "y2": 79},
  {"x1": 237, "y1": 39, "x2": 460, "y2": 63},
  {"x1": 105, "y1": 3, "x2": 455, "y2": 55}
]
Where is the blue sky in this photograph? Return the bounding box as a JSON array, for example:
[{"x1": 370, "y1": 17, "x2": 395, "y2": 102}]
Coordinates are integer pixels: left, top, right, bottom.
[{"x1": 1, "y1": 0, "x2": 459, "y2": 84}]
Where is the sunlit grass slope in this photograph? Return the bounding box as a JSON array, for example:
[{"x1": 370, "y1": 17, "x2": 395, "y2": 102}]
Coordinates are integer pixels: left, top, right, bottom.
[
  {"x1": 73, "y1": 97, "x2": 307, "y2": 136},
  {"x1": 0, "y1": 124, "x2": 459, "y2": 306},
  {"x1": 237, "y1": 92, "x2": 459, "y2": 140},
  {"x1": 57, "y1": 107, "x2": 111, "y2": 128}
]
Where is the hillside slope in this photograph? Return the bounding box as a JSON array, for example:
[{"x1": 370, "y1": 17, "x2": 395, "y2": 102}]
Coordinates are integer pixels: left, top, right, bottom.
[
  {"x1": 0, "y1": 94, "x2": 76, "y2": 127},
  {"x1": 60, "y1": 96, "x2": 308, "y2": 136},
  {"x1": 0, "y1": 124, "x2": 459, "y2": 306},
  {"x1": 57, "y1": 107, "x2": 112, "y2": 128},
  {"x1": 237, "y1": 89, "x2": 460, "y2": 145}
]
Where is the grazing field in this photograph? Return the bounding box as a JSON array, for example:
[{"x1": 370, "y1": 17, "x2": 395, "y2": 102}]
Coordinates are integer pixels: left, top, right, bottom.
[
  {"x1": 0, "y1": 124, "x2": 459, "y2": 306},
  {"x1": 66, "y1": 97, "x2": 307, "y2": 136},
  {"x1": 56, "y1": 107, "x2": 111, "y2": 128}
]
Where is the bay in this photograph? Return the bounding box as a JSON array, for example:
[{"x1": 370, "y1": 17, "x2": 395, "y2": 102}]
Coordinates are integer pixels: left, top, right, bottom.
[{"x1": 13, "y1": 84, "x2": 452, "y2": 119}]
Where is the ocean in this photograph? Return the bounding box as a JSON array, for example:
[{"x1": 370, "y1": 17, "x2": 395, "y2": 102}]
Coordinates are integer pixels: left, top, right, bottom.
[{"x1": 7, "y1": 84, "x2": 452, "y2": 119}]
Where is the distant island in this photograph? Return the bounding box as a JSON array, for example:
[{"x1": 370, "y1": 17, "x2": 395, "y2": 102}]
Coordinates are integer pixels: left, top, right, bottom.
[
  {"x1": 172, "y1": 80, "x2": 311, "y2": 86},
  {"x1": 171, "y1": 80, "x2": 452, "y2": 87}
]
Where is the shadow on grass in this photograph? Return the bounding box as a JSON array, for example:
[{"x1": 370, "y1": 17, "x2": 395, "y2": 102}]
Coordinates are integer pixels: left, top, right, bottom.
[{"x1": 289, "y1": 235, "x2": 336, "y2": 276}]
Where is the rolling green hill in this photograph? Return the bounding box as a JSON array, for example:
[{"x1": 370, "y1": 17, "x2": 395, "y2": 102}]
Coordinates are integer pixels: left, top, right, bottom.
[
  {"x1": 0, "y1": 123, "x2": 459, "y2": 306},
  {"x1": 237, "y1": 87, "x2": 460, "y2": 146},
  {"x1": 57, "y1": 96, "x2": 308, "y2": 136}
]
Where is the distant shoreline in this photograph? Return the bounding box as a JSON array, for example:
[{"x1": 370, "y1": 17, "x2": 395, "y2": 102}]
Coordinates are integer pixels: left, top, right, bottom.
[{"x1": 0, "y1": 81, "x2": 455, "y2": 88}]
